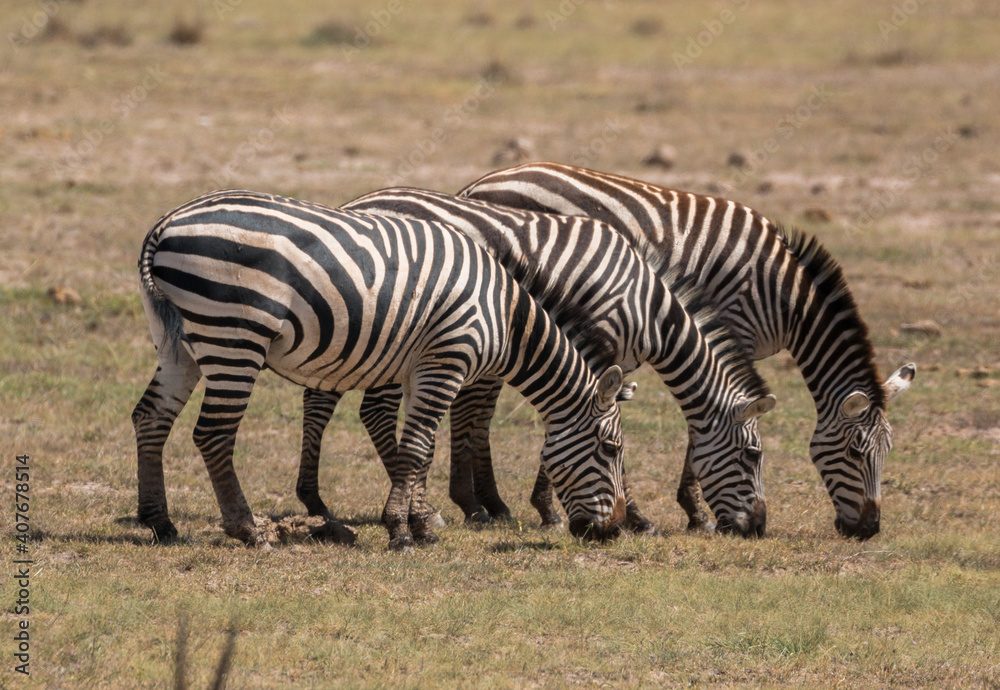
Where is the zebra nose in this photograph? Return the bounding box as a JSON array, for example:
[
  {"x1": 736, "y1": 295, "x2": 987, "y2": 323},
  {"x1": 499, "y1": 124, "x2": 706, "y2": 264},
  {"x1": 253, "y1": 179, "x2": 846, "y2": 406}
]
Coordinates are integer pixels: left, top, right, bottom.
[
  {"x1": 610, "y1": 495, "x2": 627, "y2": 526},
  {"x1": 716, "y1": 497, "x2": 767, "y2": 538},
  {"x1": 835, "y1": 499, "x2": 881, "y2": 540},
  {"x1": 568, "y1": 496, "x2": 626, "y2": 542},
  {"x1": 748, "y1": 497, "x2": 767, "y2": 538}
]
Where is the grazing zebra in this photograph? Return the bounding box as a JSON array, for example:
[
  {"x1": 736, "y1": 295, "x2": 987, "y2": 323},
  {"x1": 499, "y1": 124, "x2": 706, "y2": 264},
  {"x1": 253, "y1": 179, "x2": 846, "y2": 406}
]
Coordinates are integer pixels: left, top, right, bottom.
[
  {"x1": 459, "y1": 162, "x2": 915, "y2": 539},
  {"x1": 297, "y1": 187, "x2": 775, "y2": 537},
  {"x1": 132, "y1": 190, "x2": 631, "y2": 549}
]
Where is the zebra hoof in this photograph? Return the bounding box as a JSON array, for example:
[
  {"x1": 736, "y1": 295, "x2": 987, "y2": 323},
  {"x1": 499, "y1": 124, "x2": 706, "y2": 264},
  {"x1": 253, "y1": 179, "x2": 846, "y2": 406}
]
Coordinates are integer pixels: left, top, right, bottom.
[
  {"x1": 388, "y1": 535, "x2": 416, "y2": 552},
  {"x1": 686, "y1": 520, "x2": 716, "y2": 534},
  {"x1": 148, "y1": 522, "x2": 179, "y2": 545},
  {"x1": 538, "y1": 515, "x2": 564, "y2": 531},
  {"x1": 627, "y1": 518, "x2": 659, "y2": 537},
  {"x1": 425, "y1": 512, "x2": 447, "y2": 529},
  {"x1": 487, "y1": 509, "x2": 514, "y2": 523},
  {"x1": 414, "y1": 531, "x2": 440, "y2": 546},
  {"x1": 465, "y1": 510, "x2": 494, "y2": 525}
]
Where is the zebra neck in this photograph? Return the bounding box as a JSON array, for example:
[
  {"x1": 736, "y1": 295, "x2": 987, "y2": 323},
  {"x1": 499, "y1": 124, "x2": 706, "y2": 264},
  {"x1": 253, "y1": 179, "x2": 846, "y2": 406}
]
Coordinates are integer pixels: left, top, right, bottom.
[
  {"x1": 495, "y1": 293, "x2": 592, "y2": 429},
  {"x1": 648, "y1": 297, "x2": 730, "y2": 425},
  {"x1": 785, "y1": 267, "x2": 885, "y2": 416}
]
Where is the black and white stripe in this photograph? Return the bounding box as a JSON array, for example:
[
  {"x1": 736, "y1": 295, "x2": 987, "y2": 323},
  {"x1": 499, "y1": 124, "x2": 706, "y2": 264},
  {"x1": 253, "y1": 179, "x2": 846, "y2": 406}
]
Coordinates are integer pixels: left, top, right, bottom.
[
  {"x1": 132, "y1": 190, "x2": 629, "y2": 549},
  {"x1": 460, "y1": 162, "x2": 915, "y2": 539},
  {"x1": 298, "y1": 187, "x2": 775, "y2": 537}
]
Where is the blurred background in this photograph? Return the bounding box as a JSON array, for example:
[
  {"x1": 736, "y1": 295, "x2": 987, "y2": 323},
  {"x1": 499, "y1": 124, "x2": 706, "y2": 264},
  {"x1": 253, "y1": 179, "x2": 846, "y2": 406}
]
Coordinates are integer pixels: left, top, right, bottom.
[{"x1": 2, "y1": 0, "x2": 997, "y2": 313}]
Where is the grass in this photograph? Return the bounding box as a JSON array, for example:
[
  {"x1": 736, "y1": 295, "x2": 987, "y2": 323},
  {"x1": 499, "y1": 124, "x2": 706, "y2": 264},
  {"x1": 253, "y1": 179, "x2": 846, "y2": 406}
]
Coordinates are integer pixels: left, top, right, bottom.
[{"x1": 2, "y1": 0, "x2": 999, "y2": 686}]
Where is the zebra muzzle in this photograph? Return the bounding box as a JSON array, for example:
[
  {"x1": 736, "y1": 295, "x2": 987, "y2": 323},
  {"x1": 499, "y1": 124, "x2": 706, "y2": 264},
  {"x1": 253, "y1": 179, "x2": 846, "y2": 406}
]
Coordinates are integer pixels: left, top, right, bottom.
[
  {"x1": 568, "y1": 495, "x2": 626, "y2": 542},
  {"x1": 835, "y1": 499, "x2": 881, "y2": 540}
]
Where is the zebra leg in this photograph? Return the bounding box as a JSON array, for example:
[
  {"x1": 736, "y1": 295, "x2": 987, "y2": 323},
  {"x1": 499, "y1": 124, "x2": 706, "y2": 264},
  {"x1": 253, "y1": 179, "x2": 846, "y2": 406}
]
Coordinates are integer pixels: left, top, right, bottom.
[
  {"x1": 469, "y1": 379, "x2": 513, "y2": 521},
  {"x1": 360, "y1": 386, "x2": 445, "y2": 529},
  {"x1": 450, "y1": 377, "x2": 512, "y2": 523},
  {"x1": 408, "y1": 435, "x2": 441, "y2": 544},
  {"x1": 192, "y1": 374, "x2": 268, "y2": 546},
  {"x1": 297, "y1": 388, "x2": 357, "y2": 545},
  {"x1": 677, "y1": 451, "x2": 715, "y2": 533},
  {"x1": 132, "y1": 346, "x2": 201, "y2": 544},
  {"x1": 297, "y1": 388, "x2": 341, "y2": 518},
  {"x1": 381, "y1": 377, "x2": 462, "y2": 551},
  {"x1": 622, "y1": 469, "x2": 658, "y2": 536},
  {"x1": 529, "y1": 466, "x2": 564, "y2": 528}
]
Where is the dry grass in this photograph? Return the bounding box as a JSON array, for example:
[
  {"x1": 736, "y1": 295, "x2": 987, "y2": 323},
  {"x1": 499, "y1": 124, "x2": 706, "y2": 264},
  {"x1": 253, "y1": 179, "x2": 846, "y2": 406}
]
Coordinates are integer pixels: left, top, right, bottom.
[{"x1": 1, "y1": 0, "x2": 999, "y2": 686}]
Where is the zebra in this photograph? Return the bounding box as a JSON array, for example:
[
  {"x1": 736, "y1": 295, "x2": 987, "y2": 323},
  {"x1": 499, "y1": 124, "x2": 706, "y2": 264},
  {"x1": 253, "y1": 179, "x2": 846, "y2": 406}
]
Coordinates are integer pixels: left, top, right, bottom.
[
  {"x1": 459, "y1": 162, "x2": 915, "y2": 540},
  {"x1": 131, "y1": 189, "x2": 632, "y2": 550},
  {"x1": 296, "y1": 187, "x2": 776, "y2": 537}
]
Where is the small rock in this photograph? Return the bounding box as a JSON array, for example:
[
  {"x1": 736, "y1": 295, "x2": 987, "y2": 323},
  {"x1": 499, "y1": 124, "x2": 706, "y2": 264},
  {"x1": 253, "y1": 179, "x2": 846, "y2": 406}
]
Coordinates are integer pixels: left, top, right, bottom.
[
  {"x1": 958, "y1": 125, "x2": 977, "y2": 139},
  {"x1": 900, "y1": 320, "x2": 943, "y2": 338},
  {"x1": 514, "y1": 14, "x2": 535, "y2": 29},
  {"x1": 726, "y1": 151, "x2": 747, "y2": 169},
  {"x1": 481, "y1": 59, "x2": 514, "y2": 85},
  {"x1": 803, "y1": 207, "x2": 831, "y2": 223},
  {"x1": 756, "y1": 181, "x2": 773, "y2": 194},
  {"x1": 641, "y1": 144, "x2": 675, "y2": 170},
  {"x1": 810, "y1": 183, "x2": 826, "y2": 195},
  {"x1": 491, "y1": 137, "x2": 534, "y2": 166},
  {"x1": 47, "y1": 285, "x2": 81, "y2": 305}
]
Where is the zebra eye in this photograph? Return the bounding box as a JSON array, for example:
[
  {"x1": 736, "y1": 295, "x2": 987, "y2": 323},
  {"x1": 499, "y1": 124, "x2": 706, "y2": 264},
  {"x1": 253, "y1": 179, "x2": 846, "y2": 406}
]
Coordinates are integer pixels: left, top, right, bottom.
[
  {"x1": 846, "y1": 446, "x2": 864, "y2": 463},
  {"x1": 600, "y1": 440, "x2": 619, "y2": 456},
  {"x1": 744, "y1": 447, "x2": 762, "y2": 463}
]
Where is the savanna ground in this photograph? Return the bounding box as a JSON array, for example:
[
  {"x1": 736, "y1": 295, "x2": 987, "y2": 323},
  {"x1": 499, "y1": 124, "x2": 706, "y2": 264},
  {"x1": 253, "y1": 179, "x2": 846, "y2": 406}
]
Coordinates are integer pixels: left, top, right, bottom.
[{"x1": 1, "y1": 0, "x2": 999, "y2": 686}]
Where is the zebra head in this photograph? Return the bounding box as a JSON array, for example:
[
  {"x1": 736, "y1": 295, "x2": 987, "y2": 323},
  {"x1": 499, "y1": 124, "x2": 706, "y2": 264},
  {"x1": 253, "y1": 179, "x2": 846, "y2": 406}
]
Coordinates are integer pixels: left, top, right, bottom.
[
  {"x1": 690, "y1": 394, "x2": 776, "y2": 538},
  {"x1": 813, "y1": 363, "x2": 915, "y2": 540},
  {"x1": 540, "y1": 366, "x2": 632, "y2": 541}
]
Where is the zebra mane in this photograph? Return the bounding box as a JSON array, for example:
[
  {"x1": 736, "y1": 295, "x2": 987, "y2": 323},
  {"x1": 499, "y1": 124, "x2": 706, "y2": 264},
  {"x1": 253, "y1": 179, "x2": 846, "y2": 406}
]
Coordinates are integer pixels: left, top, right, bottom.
[
  {"x1": 777, "y1": 226, "x2": 886, "y2": 409},
  {"x1": 663, "y1": 270, "x2": 772, "y2": 403},
  {"x1": 495, "y1": 244, "x2": 620, "y2": 373}
]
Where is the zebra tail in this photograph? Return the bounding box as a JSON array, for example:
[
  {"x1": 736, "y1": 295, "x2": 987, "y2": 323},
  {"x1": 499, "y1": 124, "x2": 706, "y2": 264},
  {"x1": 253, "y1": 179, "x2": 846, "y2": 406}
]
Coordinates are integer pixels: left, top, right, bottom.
[{"x1": 138, "y1": 223, "x2": 187, "y2": 353}]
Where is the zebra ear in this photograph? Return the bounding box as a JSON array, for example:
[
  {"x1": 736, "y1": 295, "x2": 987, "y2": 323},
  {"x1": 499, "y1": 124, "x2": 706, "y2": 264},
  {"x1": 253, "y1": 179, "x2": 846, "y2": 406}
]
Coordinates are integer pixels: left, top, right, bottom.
[
  {"x1": 616, "y1": 381, "x2": 637, "y2": 403},
  {"x1": 884, "y1": 363, "x2": 915, "y2": 401},
  {"x1": 595, "y1": 366, "x2": 624, "y2": 410},
  {"x1": 841, "y1": 391, "x2": 871, "y2": 418},
  {"x1": 735, "y1": 394, "x2": 776, "y2": 423}
]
